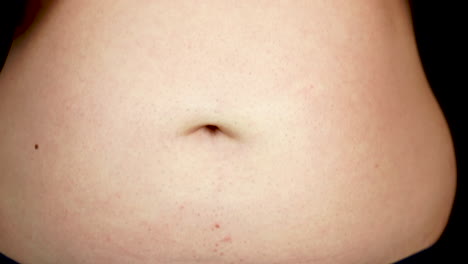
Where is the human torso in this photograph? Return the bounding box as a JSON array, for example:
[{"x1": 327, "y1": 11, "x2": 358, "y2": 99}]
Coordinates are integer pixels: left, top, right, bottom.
[{"x1": 0, "y1": 1, "x2": 456, "y2": 264}]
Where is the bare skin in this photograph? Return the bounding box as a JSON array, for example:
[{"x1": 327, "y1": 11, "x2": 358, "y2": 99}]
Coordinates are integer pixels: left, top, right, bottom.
[{"x1": 0, "y1": 1, "x2": 456, "y2": 264}]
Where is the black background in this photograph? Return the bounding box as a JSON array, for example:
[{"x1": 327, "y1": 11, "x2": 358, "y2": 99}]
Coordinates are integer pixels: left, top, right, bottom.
[
  {"x1": 0, "y1": 0, "x2": 465, "y2": 263},
  {"x1": 396, "y1": 1, "x2": 465, "y2": 263}
]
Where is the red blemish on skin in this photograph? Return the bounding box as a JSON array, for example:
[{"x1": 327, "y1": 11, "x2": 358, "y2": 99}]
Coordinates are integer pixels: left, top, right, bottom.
[
  {"x1": 211, "y1": 223, "x2": 221, "y2": 231},
  {"x1": 221, "y1": 236, "x2": 232, "y2": 243},
  {"x1": 179, "y1": 205, "x2": 185, "y2": 210}
]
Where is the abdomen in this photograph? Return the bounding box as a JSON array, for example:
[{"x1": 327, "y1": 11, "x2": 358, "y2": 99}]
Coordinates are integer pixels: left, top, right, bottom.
[{"x1": 0, "y1": 1, "x2": 456, "y2": 263}]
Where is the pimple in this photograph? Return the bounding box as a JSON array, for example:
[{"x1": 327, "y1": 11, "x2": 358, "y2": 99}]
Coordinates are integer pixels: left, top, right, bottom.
[{"x1": 211, "y1": 222, "x2": 221, "y2": 231}]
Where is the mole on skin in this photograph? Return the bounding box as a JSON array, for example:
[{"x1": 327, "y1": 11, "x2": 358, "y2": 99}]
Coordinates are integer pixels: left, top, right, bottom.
[{"x1": 34, "y1": 144, "x2": 39, "y2": 150}]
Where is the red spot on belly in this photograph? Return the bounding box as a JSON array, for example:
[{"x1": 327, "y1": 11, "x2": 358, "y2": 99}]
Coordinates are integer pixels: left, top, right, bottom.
[
  {"x1": 211, "y1": 222, "x2": 221, "y2": 231},
  {"x1": 221, "y1": 236, "x2": 232, "y2": 243}
]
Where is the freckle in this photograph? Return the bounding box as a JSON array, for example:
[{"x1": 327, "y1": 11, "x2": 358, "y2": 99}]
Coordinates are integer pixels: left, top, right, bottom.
[{"x1": 34, "y1": 144, "x2": 39, "y2": 150}]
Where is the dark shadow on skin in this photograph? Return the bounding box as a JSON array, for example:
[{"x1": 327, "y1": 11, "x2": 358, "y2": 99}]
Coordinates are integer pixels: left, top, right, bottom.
[
  {"x1": 13, "y1": 0, "x2": 57, "y2": 39},
  {"x1": 0, "y1": 0, "x2": 26, "y2": 71},
  {"x1": 13, "y1": 0, "x2": 42, "y2": 38},
  {"x1": 0, "y1": 0, "x2": 57, "y2": 71}
]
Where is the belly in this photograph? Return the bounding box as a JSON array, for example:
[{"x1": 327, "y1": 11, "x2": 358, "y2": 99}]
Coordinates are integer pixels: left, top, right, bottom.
[{"x1": 0, "y1": 1, "x2": 456, "y2": 264}]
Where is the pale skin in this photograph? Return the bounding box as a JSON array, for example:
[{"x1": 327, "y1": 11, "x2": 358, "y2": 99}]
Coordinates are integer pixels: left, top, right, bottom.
[{"x1": 0, "y1": 1, "x2": 456, "y2": 264}]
